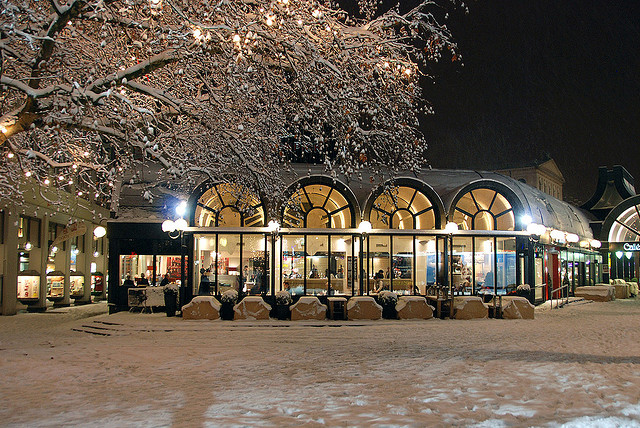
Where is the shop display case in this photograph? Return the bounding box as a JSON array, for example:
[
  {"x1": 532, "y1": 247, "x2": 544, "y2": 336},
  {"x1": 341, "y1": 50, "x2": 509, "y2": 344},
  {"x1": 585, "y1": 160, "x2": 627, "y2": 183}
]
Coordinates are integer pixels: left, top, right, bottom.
[
  {"x1": 46, "y1": 270, "x2": 65, "y2": 302},
  {"x1": 17, "y1": 270, "x2": 41, "y2": 304},
  {"x1": 70, "y1": 271, "x2": 85, "y2": 299},
  {"x1": 91, "y1": 272, "x2": 104, "y2": 295}
]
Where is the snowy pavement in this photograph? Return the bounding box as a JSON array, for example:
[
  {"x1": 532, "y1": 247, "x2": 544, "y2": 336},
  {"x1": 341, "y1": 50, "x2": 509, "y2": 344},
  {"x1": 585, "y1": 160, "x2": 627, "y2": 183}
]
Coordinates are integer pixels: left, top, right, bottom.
[{"x1": 2, "y1": 299, "x2": 640, "y2": 427}]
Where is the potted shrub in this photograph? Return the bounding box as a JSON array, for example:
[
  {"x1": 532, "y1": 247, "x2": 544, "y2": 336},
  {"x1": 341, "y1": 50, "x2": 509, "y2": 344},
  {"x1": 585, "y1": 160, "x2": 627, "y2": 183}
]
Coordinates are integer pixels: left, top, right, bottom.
[
  {"x1": 220, "y1": 289, "x2": 238, "y2": 320},
  {"x1": 274, "y1": 290, "x2": 292, "y2": 320},
  {"x1": 516, "y1": 284, "x2": 531, "y2": 298},
  {"x1": 163, "y1": 283, "x2": 179, "y2": 317},
  {"x1": 378, "y1": 290, "x2": 398, "y2": 319}
]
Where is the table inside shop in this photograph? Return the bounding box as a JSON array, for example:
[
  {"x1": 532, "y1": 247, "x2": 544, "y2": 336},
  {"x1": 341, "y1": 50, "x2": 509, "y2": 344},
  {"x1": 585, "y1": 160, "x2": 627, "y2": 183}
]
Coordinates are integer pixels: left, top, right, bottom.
[{"x1": 128, "y1": 286, "x2": 167, "y2": 312}]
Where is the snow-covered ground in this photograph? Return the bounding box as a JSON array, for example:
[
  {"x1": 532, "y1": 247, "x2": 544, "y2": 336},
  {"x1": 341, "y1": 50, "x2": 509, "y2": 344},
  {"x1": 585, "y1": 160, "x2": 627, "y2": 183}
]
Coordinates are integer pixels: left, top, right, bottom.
[{"x1": 2, "y1": 298, "x2": 640, "y2": 427}]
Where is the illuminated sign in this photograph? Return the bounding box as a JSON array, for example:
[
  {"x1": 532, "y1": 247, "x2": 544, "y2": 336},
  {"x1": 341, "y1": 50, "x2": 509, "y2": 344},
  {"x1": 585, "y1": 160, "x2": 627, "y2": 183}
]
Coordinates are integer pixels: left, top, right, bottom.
[{"x1": 609, "y1": 242, "x2": 640, "y2": 252}]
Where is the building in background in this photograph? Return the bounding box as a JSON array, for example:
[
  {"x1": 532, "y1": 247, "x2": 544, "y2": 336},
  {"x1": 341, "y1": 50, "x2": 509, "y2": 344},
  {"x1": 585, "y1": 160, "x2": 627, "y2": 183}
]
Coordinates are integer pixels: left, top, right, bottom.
[
  {"x1": 0, "y1": 180, "x2": 110, "y2": 315},
  {"x1": 495, "y1": 154, "x2": 565, "y2": 201}
]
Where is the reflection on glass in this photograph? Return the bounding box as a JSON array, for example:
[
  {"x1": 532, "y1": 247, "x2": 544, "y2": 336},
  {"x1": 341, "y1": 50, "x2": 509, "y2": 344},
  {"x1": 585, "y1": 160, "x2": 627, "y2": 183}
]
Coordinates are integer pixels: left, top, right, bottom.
[
  {"x1": 416, "y1": 237, "x2": 437, "y2": 294},
  {"x1": 306, "y1": 235, "x2": 329, "y2": 295}
]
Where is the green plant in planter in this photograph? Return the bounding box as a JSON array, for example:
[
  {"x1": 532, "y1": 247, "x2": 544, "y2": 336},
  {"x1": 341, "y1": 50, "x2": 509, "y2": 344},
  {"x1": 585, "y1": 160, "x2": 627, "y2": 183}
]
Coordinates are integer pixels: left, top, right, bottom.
[
  {"x1": 274, "y1": 290, "x2": 292, "y2": 320},
  {"x1": 378, "y1": 290, "x2": 398, "y2": 319},
  {"x1": 220, "y1": 289, "x2": 238, "y2": 320}
]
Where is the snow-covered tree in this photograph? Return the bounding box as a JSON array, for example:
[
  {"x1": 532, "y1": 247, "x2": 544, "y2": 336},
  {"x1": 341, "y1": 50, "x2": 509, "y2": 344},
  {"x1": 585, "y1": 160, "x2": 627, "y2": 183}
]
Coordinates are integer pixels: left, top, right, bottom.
[{"x1": 0, "y1": 0, "x2": 460, "y2": 212}]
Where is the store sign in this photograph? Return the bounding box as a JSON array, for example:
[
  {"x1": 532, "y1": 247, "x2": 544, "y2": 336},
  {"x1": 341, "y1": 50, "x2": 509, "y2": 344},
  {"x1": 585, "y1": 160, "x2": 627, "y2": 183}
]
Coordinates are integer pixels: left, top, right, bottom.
[
  {"x1": 609, "y1": 242, "x2": 640, "y2": 252},
  {"x1": 49, "y1": 222, "x2": 87, "y2": 250}
]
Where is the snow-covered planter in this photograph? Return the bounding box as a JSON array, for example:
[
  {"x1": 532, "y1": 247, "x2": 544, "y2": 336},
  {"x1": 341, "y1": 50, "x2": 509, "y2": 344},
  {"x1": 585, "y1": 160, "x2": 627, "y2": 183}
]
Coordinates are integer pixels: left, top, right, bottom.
[
  {"x1": 274, "y1": 290, "x2": 292, "y2": 320},
  {"x1": 378, "y1": 290, "x2": 398, "y2": 319},
  {"x1": 220, "y1": 289, "x2": 239, "y2": 320}
]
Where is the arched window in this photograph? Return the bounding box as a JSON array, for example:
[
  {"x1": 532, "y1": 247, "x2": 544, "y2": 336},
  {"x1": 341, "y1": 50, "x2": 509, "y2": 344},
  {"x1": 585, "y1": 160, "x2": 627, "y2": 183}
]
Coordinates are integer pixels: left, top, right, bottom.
[
  {"x1": 194, "y1": 183, "x2": 265, "y2": 227},
  {"x1": 369, "y1": 185, "x2": 436, "y2": 229},
  {"x1": 283, "y1": 182, "x2": 354, "y2": 228},
  {"x1": 452, "y1": 188, "x2": 515, "y2": 231},
  {"x1": 608, "y1": 204, "x2": 640, "y2": 243}
]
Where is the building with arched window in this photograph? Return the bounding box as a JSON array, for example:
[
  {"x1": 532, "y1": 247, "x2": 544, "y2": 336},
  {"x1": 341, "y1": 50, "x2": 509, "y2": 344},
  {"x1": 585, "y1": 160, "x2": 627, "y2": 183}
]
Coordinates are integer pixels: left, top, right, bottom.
[{"x1": 106, "y1": 163, "x2": 605, "y2": 313}]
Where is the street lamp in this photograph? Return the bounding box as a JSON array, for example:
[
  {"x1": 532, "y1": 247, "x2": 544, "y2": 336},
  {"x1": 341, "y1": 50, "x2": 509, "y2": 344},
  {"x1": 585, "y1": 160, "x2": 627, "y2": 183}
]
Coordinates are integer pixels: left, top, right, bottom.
[
  {"x1": 267, "y1": 220, "x2": 280, "y2": 295},
  {"x1": 357, "y1": 221, "x2": 372, "y2": 295},
  {"x1": 163, "y1": 202, "x2": 189, "y2": 307},
  {"x1": 444, "y1": 222, "x2": 458, "y2": 318}
]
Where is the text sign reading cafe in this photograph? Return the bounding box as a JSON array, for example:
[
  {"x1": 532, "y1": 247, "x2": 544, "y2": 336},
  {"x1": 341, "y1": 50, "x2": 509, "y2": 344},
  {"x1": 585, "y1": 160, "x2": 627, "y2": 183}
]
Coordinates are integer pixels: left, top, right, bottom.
[{"x1": 609, "y1": 242, "x2": 640, "y2": 252}]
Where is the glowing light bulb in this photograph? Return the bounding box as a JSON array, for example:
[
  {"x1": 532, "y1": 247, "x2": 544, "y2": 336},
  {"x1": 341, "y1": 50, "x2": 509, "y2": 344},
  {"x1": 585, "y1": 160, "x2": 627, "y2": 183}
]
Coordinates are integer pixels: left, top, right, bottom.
[
  {"x1": 44, "y1": 178, "x2": 50, "y2": 185},
  {"x1": 7, "y1": 152, "x2": 14, "y2": 158},
  {"x1": 232, "y1": 34, "x2": 241, "y2": 43}
]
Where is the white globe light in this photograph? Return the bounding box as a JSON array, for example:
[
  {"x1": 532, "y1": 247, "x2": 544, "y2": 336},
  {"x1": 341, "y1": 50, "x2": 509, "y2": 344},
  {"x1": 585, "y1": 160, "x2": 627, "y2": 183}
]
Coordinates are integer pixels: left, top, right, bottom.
[
  {"x1": 521, "y1": 214, "x2": 533, "y2": 226},
  {"x1": 566, "y1": 233, "x2": 579, "y2": 243},
  {"x1": 93, "y1": 226, "x2": 107, "y2": 238},
  {"x1": 268, "y1": 220, "x2": 280, "y2": 233},
  {"x1": 445, "y1": 222, "x2": 459, "y2": 233},
  {"x1": 174, "y1": 218, "x2": 188, "y2": 231},
  {"x1": 162, "y1": 219, "x2": 176, "y2": 232},
  {"x1": 175, "y1": 201, "x2": 187, "y2": 217},
  {"x1": 590, "y1": 240, "x2": 602, "y2": 249},
  {"x1": 357, "y1": 220, "x2": 372, "y2": 235}
]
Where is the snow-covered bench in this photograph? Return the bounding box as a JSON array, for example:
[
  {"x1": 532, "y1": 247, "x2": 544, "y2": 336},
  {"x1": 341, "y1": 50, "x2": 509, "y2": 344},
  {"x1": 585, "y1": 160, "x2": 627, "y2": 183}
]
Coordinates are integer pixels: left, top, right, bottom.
[
  {"x1": 234, "y1": 296, "x2": 272, "y2": 320},
  {"x1": 290, "y1": 296, "x2": 327, "y2": 320},
  {"x1": 181, "y1": 296, "x2": 221, "y2": 320},
  {"x1": 452, "y1": 296, "x2": 488, "y2": 320},
  {"x1": 395, "y1": 296, "x2": 434, "y2": 320},
  {"x1": 347, "y1": 296, "x2": 382, "y2": 320},
  {"x1": 575, "y1": 285, "x2": 615, "y2": 302},
  {"x1": 500, "y1": 296, "x2": 534, "y2": 319}
]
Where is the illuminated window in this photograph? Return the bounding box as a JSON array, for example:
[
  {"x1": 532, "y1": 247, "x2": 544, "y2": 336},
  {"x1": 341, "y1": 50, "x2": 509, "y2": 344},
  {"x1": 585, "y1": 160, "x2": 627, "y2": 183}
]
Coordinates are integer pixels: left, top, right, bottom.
[
  {"x1": 608, "y1": 204, "x2": 640, "y2": 243},
  {"x1": 369, "y1": 186, "x2": 436, "y2": 230},
  {"x1": 283, "y1": 183, "x2": 354, "y2": 228},
  {"x1": 194, "y1": 183, "x2": 265, "y2": 227},
  {"x1": 452, "y1": 188, "x2": 515, "y2": 231}
]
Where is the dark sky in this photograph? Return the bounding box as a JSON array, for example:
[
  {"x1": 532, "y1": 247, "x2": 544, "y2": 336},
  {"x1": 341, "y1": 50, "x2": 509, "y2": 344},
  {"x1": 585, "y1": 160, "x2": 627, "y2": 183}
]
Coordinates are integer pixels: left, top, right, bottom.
[{"x1": 421, "y1": 0, "x2": 640, "y2": 204}]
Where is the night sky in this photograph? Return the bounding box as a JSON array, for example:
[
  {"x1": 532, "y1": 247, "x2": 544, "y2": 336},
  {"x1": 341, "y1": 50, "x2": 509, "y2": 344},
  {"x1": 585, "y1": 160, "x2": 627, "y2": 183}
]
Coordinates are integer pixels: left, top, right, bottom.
[{"x1": 421, "y1": 0, "x2": 640, "y2": 204}]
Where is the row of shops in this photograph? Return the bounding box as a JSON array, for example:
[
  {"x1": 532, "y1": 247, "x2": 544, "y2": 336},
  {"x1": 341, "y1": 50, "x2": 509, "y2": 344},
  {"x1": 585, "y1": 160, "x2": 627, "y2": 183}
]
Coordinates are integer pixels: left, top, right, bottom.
[{"x1": 3, "y1": 165, "x2": 638, "y2": 315}]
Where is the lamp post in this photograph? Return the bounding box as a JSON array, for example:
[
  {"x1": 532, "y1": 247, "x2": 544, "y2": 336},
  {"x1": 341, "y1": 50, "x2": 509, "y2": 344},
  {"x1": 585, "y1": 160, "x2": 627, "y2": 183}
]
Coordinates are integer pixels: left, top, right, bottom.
[
  {"x1": 357, "y1": 221, "x2": 372, "y2": 295},
  {"x1": 268, "y1": 220, "x2": 280, "y2": 296},
  {"x1": 444, "y1": 221, "x2": 458, "y2": 319},
  {"x1": 163, "y1": 202, "x2": 189, "y2": 308}
]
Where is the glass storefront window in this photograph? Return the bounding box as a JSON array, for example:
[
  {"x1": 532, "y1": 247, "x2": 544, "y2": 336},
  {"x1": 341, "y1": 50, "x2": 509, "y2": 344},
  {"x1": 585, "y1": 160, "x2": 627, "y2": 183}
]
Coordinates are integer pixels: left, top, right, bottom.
[
  {"x1": 474, "y1": 237, "x2": 493, "y2": 293},
  {"x1": 452, "y1": 237, "x2": 473, "y2": 294},
  {"x1": 283, "y1": 183, "x2": 353, "y2": 229},
  {"x1": 393, "y1": 236, "x2": 414, "y2": 295},
  {"x1": 368, "y1": 235, "x2": 390, "y2": 294},
  {"x1": 243, "y1": 234, "x2": 267, "y2": 295},
  {"x1": 282, "y1": 235, "x2": 305, "y2": 295},
  {"x1": 370, "y1": 185, "x2": 436, "y2": 230},
  {"x1": 496, "y1": 237, "x2": 516, "y2": 295},
  {"x1": 218, "y1": 234, "x2": 241, "y2": 292},
  {"x1": 330, "y1": 235, "x2": 352, "y2": 296},
  {"x1": 195, "y1": 183, "x2": 265, "y2": 227},
  {"x1": 415, "y1": 237, "x2": 437, "y2": 294},
  {"x1": 306, "y1": 235, "x2": 329, "y2": 295}
]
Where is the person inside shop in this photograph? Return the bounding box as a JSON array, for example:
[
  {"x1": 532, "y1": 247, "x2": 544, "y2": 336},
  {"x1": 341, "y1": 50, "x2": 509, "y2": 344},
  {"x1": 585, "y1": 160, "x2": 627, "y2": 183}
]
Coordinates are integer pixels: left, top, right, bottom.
[
  {"x1": 136, "y1": 273, "x2": 149, "y2": 286},
  {"x1": 123, "y1": 274, "x2": 135, "y2": 287},
  {"x1": 198, "y1": 268, "x2": 211, "y2": 295},
  {"x1": 373, "y1": 269, "x2": 385, "y2": 293},
  {"x1": 159, "y1": 273, "x2": 170, "y2": 287}
]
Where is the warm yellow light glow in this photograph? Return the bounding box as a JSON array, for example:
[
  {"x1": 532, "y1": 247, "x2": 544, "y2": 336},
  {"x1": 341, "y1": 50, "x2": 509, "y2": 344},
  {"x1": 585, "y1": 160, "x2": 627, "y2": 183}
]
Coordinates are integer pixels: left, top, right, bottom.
[
  {"x1": 266, "y1": 16, "x2": 274, "y2": 26},
  {"x1": 7, "y1": 152, "x2": 14, "y2": 158},
  {"x1": 44, "y1": 178, "x2": 50, "y2": 185},
  {"x1": 312, "y1": 9, "x2": 322, "y2": 18},
  {"x1": 404, "y1": 68, "x2": 412, "y2": 76},
  {"x1": 25, "y1": 171, "x2": 32, "y2": 177},
  {"x1": 232, "y1": 34, "x2": 241, "y2": 43},
  {"x1": 193, "y1": 28, "x2": 202, "y2": 39},
  {"x1": 0, "y1": 126, "x2": 7, "y2": 133}
]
